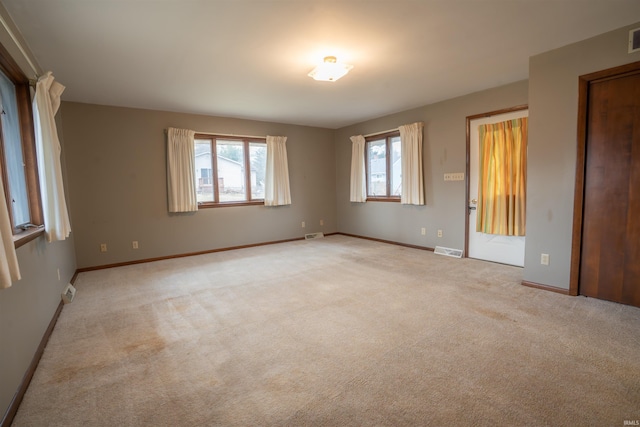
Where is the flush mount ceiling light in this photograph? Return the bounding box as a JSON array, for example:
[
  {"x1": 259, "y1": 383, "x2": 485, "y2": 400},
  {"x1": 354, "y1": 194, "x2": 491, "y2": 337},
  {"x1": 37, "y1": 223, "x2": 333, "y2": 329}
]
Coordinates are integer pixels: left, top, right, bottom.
[{"x1": 308, "y1": 56, "x2": 353, "y2": 82}]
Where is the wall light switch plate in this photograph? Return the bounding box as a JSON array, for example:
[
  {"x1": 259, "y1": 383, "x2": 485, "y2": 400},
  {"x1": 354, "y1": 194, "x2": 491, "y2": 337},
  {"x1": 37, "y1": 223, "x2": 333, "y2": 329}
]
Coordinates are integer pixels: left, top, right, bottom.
[
  {"x1": 629, "y1": 27, "x2": 640, "y2": 53},
  {"x1": 444, "y1": 172, "x2": 465, "y2": 181}
]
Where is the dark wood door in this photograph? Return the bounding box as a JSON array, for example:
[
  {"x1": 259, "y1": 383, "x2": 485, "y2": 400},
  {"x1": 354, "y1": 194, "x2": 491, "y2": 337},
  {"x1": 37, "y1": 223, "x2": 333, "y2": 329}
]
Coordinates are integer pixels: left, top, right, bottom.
[{"x1": 579, "y1": 70, "x2": 640, "y2": 306}]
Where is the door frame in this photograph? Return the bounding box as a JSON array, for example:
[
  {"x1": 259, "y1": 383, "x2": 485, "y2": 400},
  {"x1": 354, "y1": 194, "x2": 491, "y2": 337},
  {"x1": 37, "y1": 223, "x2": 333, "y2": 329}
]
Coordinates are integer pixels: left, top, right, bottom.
[
  {"x1": 464, "y1": 105, "x2": 528, "y2": 260},
  {"x1": 569, "y1": 60, "x2": 640, "y2": 296}
]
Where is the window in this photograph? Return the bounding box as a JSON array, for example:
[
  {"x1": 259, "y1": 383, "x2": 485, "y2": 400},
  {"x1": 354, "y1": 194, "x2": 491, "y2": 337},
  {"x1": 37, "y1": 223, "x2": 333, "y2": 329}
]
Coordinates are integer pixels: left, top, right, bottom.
[
  {"x1": 194, "y1": 135, "x2": 266, "y2": 207},
  {"x1": 0, "y1": 45, "x2": 41, "y2": 245},
  {"x1": 366, "y1": 132, "x2": 401, "y2": 200}
]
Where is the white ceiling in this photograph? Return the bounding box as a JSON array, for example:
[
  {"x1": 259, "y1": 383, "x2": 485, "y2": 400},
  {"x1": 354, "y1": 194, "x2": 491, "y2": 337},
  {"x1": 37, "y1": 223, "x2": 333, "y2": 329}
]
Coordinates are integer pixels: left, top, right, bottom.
[{"x1": 3, "y1": 1, "x2": 640, "y2": 129}]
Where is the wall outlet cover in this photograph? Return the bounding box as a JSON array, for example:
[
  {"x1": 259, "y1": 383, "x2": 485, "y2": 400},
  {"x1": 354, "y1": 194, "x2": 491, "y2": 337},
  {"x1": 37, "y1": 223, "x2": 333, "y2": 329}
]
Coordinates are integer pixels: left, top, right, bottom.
[{"x1": 541, "y1": 253, "x2": 550, "y2": 265}]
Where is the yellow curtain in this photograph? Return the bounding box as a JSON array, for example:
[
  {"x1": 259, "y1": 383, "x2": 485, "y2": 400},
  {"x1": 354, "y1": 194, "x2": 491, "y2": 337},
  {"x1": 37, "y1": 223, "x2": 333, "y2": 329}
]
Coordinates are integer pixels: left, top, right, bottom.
[{"x1": 477, "y1": 117, "x2": 527, "y2": 236}]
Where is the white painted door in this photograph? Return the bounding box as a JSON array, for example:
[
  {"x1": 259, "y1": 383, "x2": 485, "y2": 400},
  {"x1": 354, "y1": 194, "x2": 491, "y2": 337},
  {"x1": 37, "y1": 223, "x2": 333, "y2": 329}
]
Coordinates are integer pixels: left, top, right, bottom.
[{"x1": 468, "y1": 110, "x2": 528, "y2": 267}]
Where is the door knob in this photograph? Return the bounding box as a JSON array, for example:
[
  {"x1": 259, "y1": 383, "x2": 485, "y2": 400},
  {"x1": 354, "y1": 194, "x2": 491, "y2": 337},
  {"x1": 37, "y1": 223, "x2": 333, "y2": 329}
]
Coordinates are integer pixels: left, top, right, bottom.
[{"x1": 471, "y1": 199, "x2": 477, "y2": 204}]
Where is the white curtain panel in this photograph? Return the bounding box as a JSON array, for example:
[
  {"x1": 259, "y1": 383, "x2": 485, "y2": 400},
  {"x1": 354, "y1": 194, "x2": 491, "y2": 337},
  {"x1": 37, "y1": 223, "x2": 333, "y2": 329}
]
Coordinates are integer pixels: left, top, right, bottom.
[
  {"x1": 0, "y1": 169, "x2": 20, "y2": 289},
  {"x1": 399, "y1": 122, "x2": 425, "y2": 205},
  {"x1": 349, "y1": 135, "x2": 366, "y2": 202},
  {"x1": 167, "y1": 127, "x2": 197, "y2": 212},
  {"x1": 264, "y1": 136, "x2": 291, "y2": 206},
  {"x1": 33, "y1": 72, "x2": 72, "y2": 242}
]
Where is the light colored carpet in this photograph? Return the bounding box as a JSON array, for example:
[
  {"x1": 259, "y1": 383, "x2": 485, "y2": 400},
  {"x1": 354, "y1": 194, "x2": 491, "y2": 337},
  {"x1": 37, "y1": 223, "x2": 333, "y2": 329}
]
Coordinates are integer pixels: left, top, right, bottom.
[{"x1": 12, "y1": 235, "x2": 640, "y2": 426}]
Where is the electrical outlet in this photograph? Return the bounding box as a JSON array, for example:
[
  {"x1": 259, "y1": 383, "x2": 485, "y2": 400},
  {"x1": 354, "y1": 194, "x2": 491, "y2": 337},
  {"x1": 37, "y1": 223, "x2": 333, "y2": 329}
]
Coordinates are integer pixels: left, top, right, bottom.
[
  {"x1": 421, "y1": 227, "x2": 426, "y2": 235},
  {"x1": 541, "y1": 253, "x2": 550, "y2": 265},
  {"x1": 437, "y1": 230, "x2": 443, "y2": 238},
  {"x1": 320, "y1": 219, "x2": 324, "y2": 226},
  {"x1": 132, "y1": 241, "x2": 139, "y2": 249},
  {"x1": 100, "y1": 243, "x2": 107, "y2": 252},
  {"x1": 301, "y1": 221, "x2": 305, "y2": 228}
]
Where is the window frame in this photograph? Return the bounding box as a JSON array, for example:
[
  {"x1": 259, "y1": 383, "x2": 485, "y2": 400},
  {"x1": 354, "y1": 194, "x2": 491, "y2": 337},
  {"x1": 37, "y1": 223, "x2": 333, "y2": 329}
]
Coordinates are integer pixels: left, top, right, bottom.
[
  {"x1": 0, "y1": 42, "x2": 43, "y2": 247},
  {"x1": 365, "y1": 131, "x2": 401, "y2": 202},
  {"x1": 194, "y1": 134, "x2": 266, "y2": 208}
]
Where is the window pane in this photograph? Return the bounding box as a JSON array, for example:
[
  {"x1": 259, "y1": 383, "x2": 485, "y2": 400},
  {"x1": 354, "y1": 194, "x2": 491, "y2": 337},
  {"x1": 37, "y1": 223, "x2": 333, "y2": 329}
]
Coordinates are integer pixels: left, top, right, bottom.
[
  {"x1": 391, "y1": 136, "x2": 402, "y2": 196},
  {"x1": 367, "y1": 139, "x2": 386, "y2": 196},
  {"x1": 249, "y1": 142, "x2": 266, "y2": 200},
  {"x1": 195, "y1": 139, "x2": 214, "y2": 203},
  {"x1": 217, "y1": 140, "x2": 245, "y2": 202},
  {"x1": 0, "y1": 70, "x2": 29, "y2": 227}
]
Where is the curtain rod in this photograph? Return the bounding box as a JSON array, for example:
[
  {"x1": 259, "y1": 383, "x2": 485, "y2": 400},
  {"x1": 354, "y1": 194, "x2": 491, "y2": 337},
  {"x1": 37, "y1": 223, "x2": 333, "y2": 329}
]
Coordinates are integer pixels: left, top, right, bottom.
[
  {"x1": 363, "y1": 127, "x2": 398, "y2": 138},
  {"x1": 363, "y1": 121, "x2": 424, "y2": 138},
  {"x1": 164, "y1": 129, "x2": 265, "y2": 139},
  {"x1": 0, "y1": 14, "x2": 40, "y2": 79}
]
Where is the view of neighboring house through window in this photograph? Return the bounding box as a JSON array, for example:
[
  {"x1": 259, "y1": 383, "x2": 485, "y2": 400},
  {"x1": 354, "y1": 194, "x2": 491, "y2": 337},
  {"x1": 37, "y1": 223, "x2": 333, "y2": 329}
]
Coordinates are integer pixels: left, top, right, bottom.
[
  {"x1": 195, "y1": 139, "x2": 214, "y2": 203},
  {"x1": 366, "y1": 132, "x2": 401, "y2": 200},
  {"x1": 249, "y1": 142, "x2": 266, "y2": 200},
  {"x1": 194, "y1": 135, "x2": 266, "y2": 206}
]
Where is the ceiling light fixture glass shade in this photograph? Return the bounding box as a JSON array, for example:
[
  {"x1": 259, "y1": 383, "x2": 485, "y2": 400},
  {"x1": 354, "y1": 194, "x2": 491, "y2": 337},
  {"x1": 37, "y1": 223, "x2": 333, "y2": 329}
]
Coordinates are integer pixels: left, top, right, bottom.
[{"x1": 308, "y1": 56, "x2": 353, "y2": 82}]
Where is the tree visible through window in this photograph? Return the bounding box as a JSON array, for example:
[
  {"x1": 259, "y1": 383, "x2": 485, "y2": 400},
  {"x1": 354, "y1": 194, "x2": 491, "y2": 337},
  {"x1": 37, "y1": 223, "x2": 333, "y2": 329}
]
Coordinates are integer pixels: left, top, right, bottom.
[
  {"x1": 366, "y1": 132, "x2": 401, "y2": 200},
  {"x1": 194, "y1": 135, "x2": 266, "y2": 206}
]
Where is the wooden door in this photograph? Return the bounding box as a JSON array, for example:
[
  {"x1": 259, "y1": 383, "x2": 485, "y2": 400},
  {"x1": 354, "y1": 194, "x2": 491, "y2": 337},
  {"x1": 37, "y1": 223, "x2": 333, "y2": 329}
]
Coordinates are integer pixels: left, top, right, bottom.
[{"x1": 579, "y1": 69, "x2": 640, "y2": 306}]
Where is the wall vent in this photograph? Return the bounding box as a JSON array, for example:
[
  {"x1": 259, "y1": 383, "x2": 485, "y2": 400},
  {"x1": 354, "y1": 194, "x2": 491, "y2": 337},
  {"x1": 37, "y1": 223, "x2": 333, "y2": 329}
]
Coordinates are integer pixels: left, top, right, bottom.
[
  {"x1": 305, "y1": 232, "x2": 324, "y2": 240},
  {"x1": 630, "y1": 27, "x2": 640, "y2": 54},
  {"x1": 61, "y1": 283, "x2": 76, "y2": 304},
  {"x1": 434, "y1": 246, "x2": 463, "y2": 258}
]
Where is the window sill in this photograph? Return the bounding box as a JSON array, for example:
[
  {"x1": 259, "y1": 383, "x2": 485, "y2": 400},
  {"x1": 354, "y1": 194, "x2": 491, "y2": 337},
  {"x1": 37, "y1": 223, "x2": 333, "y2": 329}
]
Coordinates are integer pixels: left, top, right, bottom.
[
  {"x1": 13, "y1": 225, "x2": 45, "y2": 249},
  {"x1": 198, "y1": 200, "x2": 265, "y2": 209},
  {"x1": 366, "y1": 197, "x2": 401, "y2": 203}
]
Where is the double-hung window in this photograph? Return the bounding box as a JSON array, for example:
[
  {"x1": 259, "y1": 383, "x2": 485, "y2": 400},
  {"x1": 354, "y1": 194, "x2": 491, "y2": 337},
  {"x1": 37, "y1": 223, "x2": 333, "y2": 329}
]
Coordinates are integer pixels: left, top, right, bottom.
[
  {"x1": 366, "y1": 132, "x2": 401, "y2": 201},
  {"x1": 0, "y1": 47, "x2": 42, "y2": 246},
  {"x1": 194, "y1": 135, "x2": 267, "y2": 207}
]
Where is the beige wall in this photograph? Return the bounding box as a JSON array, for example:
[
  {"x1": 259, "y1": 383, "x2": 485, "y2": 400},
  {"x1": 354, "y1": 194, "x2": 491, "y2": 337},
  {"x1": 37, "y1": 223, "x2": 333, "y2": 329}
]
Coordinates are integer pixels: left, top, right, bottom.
[
  {"x1": 59, "y1": 103, "x2": 337, "y2": 268},
  {"x1": 524, "y1": 22, "x2": 640, "y2": 289},
  {"x1": 0, "y1": 231, "x2": 76, "y2": 418},
  {"x1": 334, "y1": 80, "x2": 528, "y2": 250},
  {"x1": 0, "y1": 5, "x2": 77, "y2": 417}
]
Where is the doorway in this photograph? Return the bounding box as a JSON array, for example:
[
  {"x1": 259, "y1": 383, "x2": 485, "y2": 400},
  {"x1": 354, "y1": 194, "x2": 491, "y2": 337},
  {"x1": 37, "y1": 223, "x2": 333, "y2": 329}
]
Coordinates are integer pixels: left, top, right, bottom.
[
  {"x1": 570, "y1": 61, "x2": 640, "y2": 307},
  {"x1": 466, "y1": 107, "x2": 528, "y2": 267}
]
